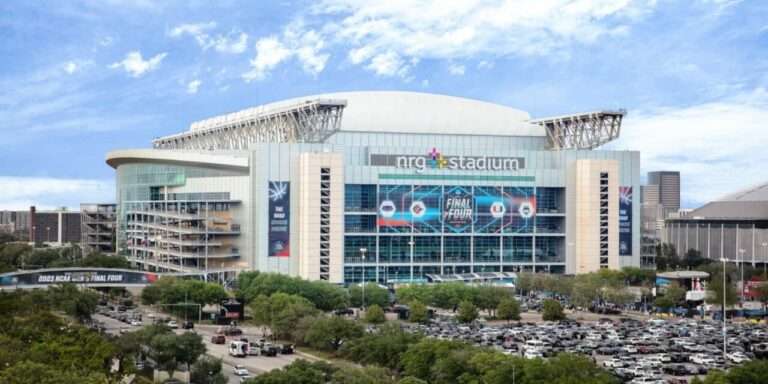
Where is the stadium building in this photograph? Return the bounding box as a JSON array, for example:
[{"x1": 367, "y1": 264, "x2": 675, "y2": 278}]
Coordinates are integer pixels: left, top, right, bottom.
[
  {"x1": 106, "y1": 91, "x2": 640, "y2": 283},
  {"x1": 665, "y1": 183, "x2": 768, "y2": 265}
]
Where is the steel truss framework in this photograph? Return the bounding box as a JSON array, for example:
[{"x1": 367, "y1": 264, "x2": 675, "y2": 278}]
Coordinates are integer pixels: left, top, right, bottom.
[
  {"x1": 532, "y1": 110, "x2": 625, "y2": 150},
  {"x1": 152, "y1": 99, "x2": 347, "y2": 150}
]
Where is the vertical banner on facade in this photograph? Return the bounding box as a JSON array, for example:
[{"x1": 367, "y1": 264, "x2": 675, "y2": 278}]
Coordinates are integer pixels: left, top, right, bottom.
[
  {"x1": 443, "y1": 186, "x2": 474, "y2": 233},
  {"x1": 619, "y1": 186, "x2": 633, "y2": 256},
  {"x1": 268, "y1": 181, "x2": 290, "y2": 257}
]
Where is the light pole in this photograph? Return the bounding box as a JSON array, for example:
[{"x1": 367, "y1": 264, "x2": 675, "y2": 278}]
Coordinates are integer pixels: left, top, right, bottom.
[
  {"x1": 762, "y1": 242, "x2": 767, "y2": 279},
  {"x1": 739, "y1": 248, "x2": 745, "y2": 305},
  {"x1": 360, "y1": 247, "x2": 367, "y2": 309},
  {"x1": 720, "y1": 257, "x2": 727, "y2": 360}
]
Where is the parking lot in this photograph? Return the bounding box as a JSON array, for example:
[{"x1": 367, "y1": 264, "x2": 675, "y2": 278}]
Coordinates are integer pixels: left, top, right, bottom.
[{"x1": 404, "y1": 316, "x2": 768, "y2": 384}]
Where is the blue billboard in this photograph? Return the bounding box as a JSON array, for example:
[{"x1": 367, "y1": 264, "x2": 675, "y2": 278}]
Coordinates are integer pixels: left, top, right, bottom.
[
  {"x1": 619, "y1": 186, "x2": 632, "y2": 256},
  {"x1": 268, "y1": 181, "x2": 290, "y2": 257}
]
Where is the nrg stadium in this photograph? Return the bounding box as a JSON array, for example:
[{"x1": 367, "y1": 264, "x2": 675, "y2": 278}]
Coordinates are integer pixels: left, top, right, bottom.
[{"x1": 106, "y1": 91, "x2": 640, "y2": 284}]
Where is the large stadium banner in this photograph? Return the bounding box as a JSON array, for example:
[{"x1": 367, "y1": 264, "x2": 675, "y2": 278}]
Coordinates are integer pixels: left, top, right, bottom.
[
  {"x1": 619, "y1": 186, "x2": 633, "y2": 256},
  {"x1": 412, "y1": 185, "x2": 442, "y2": 233},
  {"x1": 378, "y1": 185, "x2": 412, "y2": 233},
  {"x1": 268, "y1": 181, "x2": 290, "y2": 257},
  {"x1": 0, "y1": 269, "x2": 158, "y2": 287},
  {"x1": 503, "y1": 187, "x2": 536, "y2": 233},
  {"x1": 474, "y1": 186, "x2": 504, "y2": 233},
  {"x1": 443, "y1": 186, "x2": 474, "y2": 233}
]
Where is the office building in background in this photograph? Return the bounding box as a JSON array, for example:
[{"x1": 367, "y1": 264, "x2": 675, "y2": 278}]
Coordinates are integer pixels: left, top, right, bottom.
[{"x1": 29, "y1": 206, "x2": 81, "y2": 246}]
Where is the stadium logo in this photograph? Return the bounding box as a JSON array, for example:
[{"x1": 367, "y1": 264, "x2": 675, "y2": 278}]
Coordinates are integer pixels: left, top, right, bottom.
[{"x1": 381, "y1": 148, "x2": 524, "y2": 173}]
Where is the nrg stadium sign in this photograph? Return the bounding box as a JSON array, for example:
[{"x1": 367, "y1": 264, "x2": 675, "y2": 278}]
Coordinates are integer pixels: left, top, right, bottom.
[{"x1": 370, "y1": 148, "x2": 525, "y2": 173}]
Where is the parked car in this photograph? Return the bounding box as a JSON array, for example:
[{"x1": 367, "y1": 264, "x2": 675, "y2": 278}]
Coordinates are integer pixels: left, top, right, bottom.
[
  {"x1": 211, "y1": 335, "x2": 226, "y2": 344},
  {"x1": 280, "y1": 344, "x2": 295, "y2": 354},
  {"x1": 182, "y1": 320, "x2": 194, "y2": 329},
  {"x1": 167, "y1": 320, "x2": 179, "y2": 329}
]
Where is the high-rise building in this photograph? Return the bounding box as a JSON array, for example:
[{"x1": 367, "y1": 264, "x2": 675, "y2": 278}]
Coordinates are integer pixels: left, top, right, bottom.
[
  {"x1": 107, "y1": 91, "x2": 641, "y2": 283},
  {"x1": 0, "y1": 210, "x2": 30, "y2": 235},
  {"x1": 81, "y1": 203, "x2": 117, "y2": 254},
  {"x1": 647, "y1": 171, "x2": 681, "y2": 213}
]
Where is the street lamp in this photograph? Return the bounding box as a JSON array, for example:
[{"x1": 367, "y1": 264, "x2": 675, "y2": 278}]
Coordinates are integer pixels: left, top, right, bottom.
[
  {"x1": 720, "y1": 257, "x2": 727, "y2": 360},
  {"x1": 46, "y1": 226, "x2": 51, "y2": 243},
  {"x1": 360, "y1": 247, "x2": 368, "y2": 309},
  {"x1": 762, "y1": 242, "x2": 767, "y2": 279}
]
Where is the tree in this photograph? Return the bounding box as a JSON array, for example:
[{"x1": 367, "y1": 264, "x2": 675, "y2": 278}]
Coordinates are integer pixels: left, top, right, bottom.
[
  {"x1": 708, "y1": 272, "x2": 738, "y2": 308},
  {"x1": 456, "y1": 300, "x2": 478, "y2": 323},
  {"x1": 516, "y1": 273, "x2": 534, "y2": 296},
  {"x1": 339, "y1": 323, "x2": 422, "y2": 371},
  {"x1": 191, "y1": 356, "x2": 228, "y2": 384},
  {"x1": 408, "y1": 301, "x2": 429, "y2": 324},
  {"x1": 496, "y1": 297, "x2": 521, "y2": 322},
  {"x1": 248, "y1": 293, "x2": 319, "y2": 341},
  {"x1": 304, "y1": 316, "x2": 364, "y2": 352},
  {"x1": 655, "y1": 282, "x2": 683, "y2": 310},
  {"x1": 245, "y1": 360, "x2": 337, "y2": 384},
  {"x1": 176, "y1": 332, "x2": 206, "y2": 371},
  {"x1": 397, "y1": 378, "x2": 428, "y2": 384},
  {"x1": 364, "y1": 304, "x2": 386, "y2": 324},
  {"x1": 350, "y1": 283, "x2": 390, "y2": 308},
  {"x1": 541, "y1": 299, "x2": 565, "y2": 321},
  {"x1": 330, "y1": 366, "x2": 395, "y2": 384},
  {"x1": 150, "y1": 333, "x2": 180, "y2": 378},
  {"x1": 238, "y1": 272, "x2": 349, "y2": 311},
  {"x1": 724, "y1": 359, "x2": 768, "y2": 384},
  {"x1": 401, "y1": 339, "x2": 465, "y2": 381}
]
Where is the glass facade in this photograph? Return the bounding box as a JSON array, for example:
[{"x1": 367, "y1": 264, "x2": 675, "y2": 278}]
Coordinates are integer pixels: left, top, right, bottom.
[{"x1": 345, "y1": 183, "x2": 566, "y2": 282}]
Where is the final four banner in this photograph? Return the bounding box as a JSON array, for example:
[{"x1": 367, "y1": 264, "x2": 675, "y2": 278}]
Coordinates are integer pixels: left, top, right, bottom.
[
  {"x1": 268, "y1": 181, "x2": 290, "y2": 257},
  {"x1": 619, "y1": 186, "x2": 633, "y2": 256}
]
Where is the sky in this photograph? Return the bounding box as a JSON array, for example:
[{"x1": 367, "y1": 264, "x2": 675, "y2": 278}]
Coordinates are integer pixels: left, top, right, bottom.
[{"x1": 0, "y1": 0, "x2": 767, "y2": 210}]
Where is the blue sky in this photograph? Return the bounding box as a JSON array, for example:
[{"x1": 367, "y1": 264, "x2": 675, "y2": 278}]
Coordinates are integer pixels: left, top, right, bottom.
[{"x1": 0, "y1": 0, "x2": 766, "y2": 210}]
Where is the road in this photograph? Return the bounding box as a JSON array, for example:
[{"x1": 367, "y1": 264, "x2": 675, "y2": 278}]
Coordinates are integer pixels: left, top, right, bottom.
[{"x1": 94, "y1": 311, "x2": 312, "y2": 383}]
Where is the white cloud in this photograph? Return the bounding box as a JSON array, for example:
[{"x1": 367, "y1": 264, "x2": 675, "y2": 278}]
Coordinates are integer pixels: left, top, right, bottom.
[
  {"x1": 169, "y1": 21, "x2": 249, "y2": 54},
  {"x1": 310, "y1": 0, "x2": 657, "y2": 76},
  {"x1": 186, "y1": 79, "x2": 202, "y2": 94},
  {"x1": 242, "y1": 23, "x2": 329, "y2": 81},
  {"x1": 367, "y1": 51, "x2": 408, "y2": 77},
  {"x1": 242, "y1": 37, "x2": 292, "y2": 81},
  {"x1": 448, "y1": 63, "x2": 465, "y2": 76},
  {"x1": 611, "y1": 88, "x2": 768, "y2": 207},
  {"x1": 63, "y1": 61, "x2": 79, "y2": 74},
  {"x1": 477, "y1": 60, "x2": 494, "y2": 69},
  {"x1": 0, "y1": 177, "x2": 114, "y2": 211},
  {"x1": 109, "y1": 51, "x2": 167, "y2": 77},
  {"x1": 212, "y1": 32, "x2": 248, "y2": 54}
]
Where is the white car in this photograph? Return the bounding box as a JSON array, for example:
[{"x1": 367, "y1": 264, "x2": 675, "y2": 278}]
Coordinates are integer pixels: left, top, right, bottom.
[
  {"x1": 727, "y1": 352, "x2": 750, "y2": 364},
  {"x1": 234, "y1": 365, "x2": 249, "y2": 376},
  {"x1": 690, "y1": 354, "x2": 715, "y2": 365},
  {"x1": 603, "y1": 359, "x2": 624, "y2": 369},
  {"x1": 239, "y1": 376, "x2": 252, "y2": 383},
  {"x1": 130, "y1": 320, "x2": 142, "y2": 326},
  {"x1": 166, "y1": 320, "x2": 179, "y2": 329}
]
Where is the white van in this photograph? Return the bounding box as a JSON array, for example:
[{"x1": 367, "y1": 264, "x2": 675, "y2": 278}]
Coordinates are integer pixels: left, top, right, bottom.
[{"x1": 229, "y1": 341, "x2": 248, "y2": 357}]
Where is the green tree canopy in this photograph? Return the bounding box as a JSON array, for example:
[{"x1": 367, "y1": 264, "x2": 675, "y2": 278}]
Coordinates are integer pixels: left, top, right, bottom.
[
  {"x1": 350, "y1": 283, "x2": 390, "y2": 308},
  {"x1": 541, "y1": 299, "x2": 565, "y2": 321},
  {"x1": 364, "y1": 304, "x2": 386, "y2": 324},
  {"x1": 237, "y1": 271, "x2": 349, "y2": 311},
  {"x1": 339, "y1": 323, "x2": 422, "y2": 371},
  {"x1": 191, "y1": 356, "x2": 228, "y2": 384},
  {"x1": 303, "y1": 315, "x2": 364, "y2": 352},
  {"x1": 456, "y1": 300, "x2": 479, "y2": 323},
  {"x1": 408, "y1": 301, "x2": 429, "y2": 324},
  {"x1": 496, "y1": 297, "x2": 521, "y2": 322}
]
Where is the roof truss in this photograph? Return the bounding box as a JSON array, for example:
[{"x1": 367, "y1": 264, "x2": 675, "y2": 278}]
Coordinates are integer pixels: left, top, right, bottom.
[
  {"x1": 532, "y1": 110, "x2": 625, "y2": 150},
  {"x1": 152, "y1": 99, "x2": 347, "y2": 150}
]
